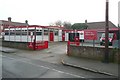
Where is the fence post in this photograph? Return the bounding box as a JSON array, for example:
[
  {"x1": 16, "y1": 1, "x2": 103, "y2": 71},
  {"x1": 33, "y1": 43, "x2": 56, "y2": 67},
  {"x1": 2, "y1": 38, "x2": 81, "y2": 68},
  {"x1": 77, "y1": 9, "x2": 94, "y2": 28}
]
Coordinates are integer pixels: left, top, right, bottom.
[{"x1": 67, "y1": 41, "x2": 70, "y2": 56}]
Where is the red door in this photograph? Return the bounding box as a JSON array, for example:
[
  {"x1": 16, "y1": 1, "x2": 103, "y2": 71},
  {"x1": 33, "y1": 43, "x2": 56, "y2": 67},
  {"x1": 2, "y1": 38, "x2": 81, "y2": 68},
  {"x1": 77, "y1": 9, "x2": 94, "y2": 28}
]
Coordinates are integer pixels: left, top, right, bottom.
[
  {"x1": 49, "y1": 32, "x2": 54, "y2": 41},
  {"x1": 62, "y1": 33, "x2": 65, "y2": 41}
]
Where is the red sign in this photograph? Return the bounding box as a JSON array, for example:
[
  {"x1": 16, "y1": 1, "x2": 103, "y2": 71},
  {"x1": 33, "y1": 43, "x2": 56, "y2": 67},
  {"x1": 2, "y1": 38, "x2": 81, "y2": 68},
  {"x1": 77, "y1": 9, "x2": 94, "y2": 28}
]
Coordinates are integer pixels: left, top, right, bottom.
[
  {"x1": 84, "y1": 30, "x2": 97, "y2": 40},
  {"x1": 28, "y1": 41, "x2": 48, "y2": 50}
]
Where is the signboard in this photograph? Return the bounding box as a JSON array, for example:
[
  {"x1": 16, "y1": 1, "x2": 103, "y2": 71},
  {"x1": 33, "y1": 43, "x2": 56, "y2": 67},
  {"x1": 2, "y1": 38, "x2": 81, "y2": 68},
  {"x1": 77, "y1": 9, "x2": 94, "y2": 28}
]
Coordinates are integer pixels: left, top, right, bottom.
[
  {"x1": 78, "y1": 31, "x2": 84, "y2": 40},
  {"x1": 84, "y1": 30, "x2": 97, "y2": 40},
  {"x1": 28, "y1": 41, "x2": 48, "y2": 50}
]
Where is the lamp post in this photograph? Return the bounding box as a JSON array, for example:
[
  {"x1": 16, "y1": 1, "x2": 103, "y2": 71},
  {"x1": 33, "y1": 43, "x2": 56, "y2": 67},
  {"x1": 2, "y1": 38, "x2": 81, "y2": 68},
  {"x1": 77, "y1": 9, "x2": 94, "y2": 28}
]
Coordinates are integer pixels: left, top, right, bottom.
[{"x1": 104, "y1": 0, "x2": 109, "y2": 63}]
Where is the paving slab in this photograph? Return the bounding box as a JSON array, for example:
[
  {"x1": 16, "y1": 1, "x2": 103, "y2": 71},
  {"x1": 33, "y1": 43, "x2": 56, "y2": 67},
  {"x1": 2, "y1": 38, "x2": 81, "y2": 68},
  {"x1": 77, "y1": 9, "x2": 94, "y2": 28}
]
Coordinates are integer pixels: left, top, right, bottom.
[{"x1": 61, "y1": 56, "x2": 119, "y2": 77}]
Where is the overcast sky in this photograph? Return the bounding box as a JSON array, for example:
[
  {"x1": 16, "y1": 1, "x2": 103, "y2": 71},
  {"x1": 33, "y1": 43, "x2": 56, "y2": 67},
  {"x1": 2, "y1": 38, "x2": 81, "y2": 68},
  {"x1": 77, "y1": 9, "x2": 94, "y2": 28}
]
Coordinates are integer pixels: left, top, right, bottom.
[{"x1": 0, "y1": 0, "x2": 119, "y2": 26}]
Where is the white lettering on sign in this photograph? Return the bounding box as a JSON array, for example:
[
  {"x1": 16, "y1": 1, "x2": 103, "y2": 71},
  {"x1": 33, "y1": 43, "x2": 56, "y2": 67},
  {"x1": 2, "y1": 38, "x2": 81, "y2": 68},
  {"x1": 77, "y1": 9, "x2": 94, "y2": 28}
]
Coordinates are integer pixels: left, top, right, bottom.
[{"x1": 84, "y1": 31, "x2": 97, "y2": 40}]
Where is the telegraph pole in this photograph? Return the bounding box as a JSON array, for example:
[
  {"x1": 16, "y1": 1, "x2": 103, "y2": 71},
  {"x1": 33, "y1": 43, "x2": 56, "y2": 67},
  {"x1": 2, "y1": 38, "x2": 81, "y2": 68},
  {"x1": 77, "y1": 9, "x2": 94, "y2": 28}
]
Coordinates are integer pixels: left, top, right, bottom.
[
  {"x1": 104, "y1": 0, "x2": 109, "y2": 63},
  {"x1": 33, "y1": 26, "x2": 36, "y2": 50},
  {"x1": 118, "y1": 24, "x2": 120, "y2": 49}
]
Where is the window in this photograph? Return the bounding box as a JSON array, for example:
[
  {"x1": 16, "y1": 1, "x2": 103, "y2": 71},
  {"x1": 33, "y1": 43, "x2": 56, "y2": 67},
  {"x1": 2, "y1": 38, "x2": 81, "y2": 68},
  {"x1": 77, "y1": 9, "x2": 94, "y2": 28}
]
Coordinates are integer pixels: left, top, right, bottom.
[
  {"x1": 36, "y1": 32, "x2": 42, "y2": 35},
  {"x1": 29, "y1": 29, "x2": 35, "y2": 32},
  {"x1": 22, "y1": 32, "x2": 27, "y2": 35},
  {"x1": 10, "y1": 32, "x2": 15, "y2": 35},
  {"x1": 36, "y1": 30, "x2": 39, "y2": 32},
  {"x1": 16, "y1": 32, "x2": 21, "y2": 35},
  {"x1": 5, "y1": 32, "x2": 9, "y2": 35},
  {"x1": 55, "y1": 30, "x2": 58, "y2": 36},
  {"x1": 44, "y1": 30, "x2": 48, "y2": 35}
]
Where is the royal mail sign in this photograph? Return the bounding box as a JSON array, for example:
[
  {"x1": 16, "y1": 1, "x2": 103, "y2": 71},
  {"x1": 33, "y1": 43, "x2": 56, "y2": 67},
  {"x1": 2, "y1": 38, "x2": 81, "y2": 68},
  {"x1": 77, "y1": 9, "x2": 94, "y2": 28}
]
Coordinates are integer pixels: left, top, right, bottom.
[{"x1": 84, "y1": 30, "x2": 97, "y2": 40}]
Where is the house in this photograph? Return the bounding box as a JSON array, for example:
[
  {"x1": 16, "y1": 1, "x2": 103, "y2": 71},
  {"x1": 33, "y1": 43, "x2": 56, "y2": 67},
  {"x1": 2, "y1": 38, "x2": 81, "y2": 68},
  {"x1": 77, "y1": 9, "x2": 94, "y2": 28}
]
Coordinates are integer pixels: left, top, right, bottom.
[
  {"x1": 85, "y1": 20, "x2": 117, "y2": 30},
  {"x1": 0, "y1": 17, "x2": 28, "y2": 39},
  {"x1": 84, "y1": 20, "x2": 117, "y2": 43}
]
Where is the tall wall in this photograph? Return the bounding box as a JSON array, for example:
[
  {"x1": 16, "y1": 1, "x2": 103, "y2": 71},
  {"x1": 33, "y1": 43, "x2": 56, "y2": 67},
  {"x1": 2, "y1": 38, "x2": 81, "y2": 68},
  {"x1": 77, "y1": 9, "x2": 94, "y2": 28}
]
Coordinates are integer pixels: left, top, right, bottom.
[{"x1": 68, "y1": 45, "x2": 120, "y2": 63}]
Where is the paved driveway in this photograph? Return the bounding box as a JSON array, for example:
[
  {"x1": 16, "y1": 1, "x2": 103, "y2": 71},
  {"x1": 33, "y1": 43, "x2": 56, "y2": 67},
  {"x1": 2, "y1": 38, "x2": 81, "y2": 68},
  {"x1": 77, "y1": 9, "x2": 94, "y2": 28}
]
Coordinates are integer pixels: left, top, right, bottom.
[{"x1": 9, "y1": 42, "x2": 67, "y2": 64}]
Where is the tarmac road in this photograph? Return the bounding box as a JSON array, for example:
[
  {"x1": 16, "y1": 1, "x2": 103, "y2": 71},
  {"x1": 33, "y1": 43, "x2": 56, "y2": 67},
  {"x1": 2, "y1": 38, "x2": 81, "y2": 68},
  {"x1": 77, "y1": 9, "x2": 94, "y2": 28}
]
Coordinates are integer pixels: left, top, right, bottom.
[
  {"x1": 2, "y1": 54, "x2": 83, "y2": 78},
  {"x1": 2, "y1": 52, "x2": 115, "y2": 79},
  {"x1": 1, "y1": 42, "x2": 116, "y2": 78}
]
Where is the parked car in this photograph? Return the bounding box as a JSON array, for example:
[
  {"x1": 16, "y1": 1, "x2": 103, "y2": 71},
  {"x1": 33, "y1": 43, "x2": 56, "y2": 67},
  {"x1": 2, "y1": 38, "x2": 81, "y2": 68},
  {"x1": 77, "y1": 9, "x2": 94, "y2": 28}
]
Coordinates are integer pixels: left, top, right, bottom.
[{"x1": 100, "y1": 33, "x2": 116, "y2": 46}]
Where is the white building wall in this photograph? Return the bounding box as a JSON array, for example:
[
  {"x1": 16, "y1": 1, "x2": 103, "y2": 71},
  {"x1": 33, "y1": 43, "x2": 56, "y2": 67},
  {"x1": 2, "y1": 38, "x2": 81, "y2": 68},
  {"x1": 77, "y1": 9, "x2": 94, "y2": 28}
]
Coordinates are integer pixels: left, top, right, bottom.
[
  {"x1": 43, "y1": 35, "x2": 49, "y2": 41},
  {"x1": 4, "y1": 27, "x2": 63, "y2": 42},
  {"x1": 36, "y1": 36, "x2": 43, "y2": 41},
  {"x1": 54, "y1": 36, "x2": 59, "y2": 42},
  {"x1": 10, "y1": 36, "x2": 14, "y2": 41},
  {"x1": 78, "y1": 31, "x2": 84, "y2": 40},
  {"x1": 58, "y1": 30, "x2": 62, "y2": 41},
  {"x1": 21, "y1": 36, "x2": 27, "y2": 42},
  {"x1": 65, "y1": 33, "x2": 69, "y2": 41},
  {"x1": 27, "y1": 36, "x2": 32, "y2": 42},
  {"x1": 4, "y1": 36, "x2": 9, "y2": 41},
  {"x1": 15, "y1": 36, "x2": 21, "y2": 42}
]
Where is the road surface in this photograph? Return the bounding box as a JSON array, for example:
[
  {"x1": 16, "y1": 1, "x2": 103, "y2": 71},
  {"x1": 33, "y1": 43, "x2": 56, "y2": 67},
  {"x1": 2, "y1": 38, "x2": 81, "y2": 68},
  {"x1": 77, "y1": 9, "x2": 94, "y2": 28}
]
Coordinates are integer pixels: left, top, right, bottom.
[
  {"x1": 2, "y1": 53, "x2": 115, "y2": 78},
  {"x1": 1, "y1": 42, "x2": 116, "y2": 79}
]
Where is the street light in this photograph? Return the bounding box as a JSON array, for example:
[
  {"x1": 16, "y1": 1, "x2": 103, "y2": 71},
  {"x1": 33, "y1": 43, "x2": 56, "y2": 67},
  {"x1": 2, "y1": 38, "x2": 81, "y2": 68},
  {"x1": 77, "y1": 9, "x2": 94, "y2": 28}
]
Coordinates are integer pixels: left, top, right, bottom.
[{"x1": 103, "y1": 0, "x2": 109, "y2": 63}]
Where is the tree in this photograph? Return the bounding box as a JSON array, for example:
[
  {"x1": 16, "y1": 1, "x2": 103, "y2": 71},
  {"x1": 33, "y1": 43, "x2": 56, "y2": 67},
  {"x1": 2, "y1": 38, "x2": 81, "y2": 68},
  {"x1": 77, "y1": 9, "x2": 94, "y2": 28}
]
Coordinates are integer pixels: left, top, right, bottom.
[
  {"x1": 55, "y1": 20, "x2": 62, "y2": 27},
  {"x1": 49, "y1": 22, "x2": 55, "y2": 26},
  {"x1": 63, "y1": 21, "x2": 72, "y2": 29},
  {"x1": 71, "y1": 23, "x2": 88, "y2": 30}
]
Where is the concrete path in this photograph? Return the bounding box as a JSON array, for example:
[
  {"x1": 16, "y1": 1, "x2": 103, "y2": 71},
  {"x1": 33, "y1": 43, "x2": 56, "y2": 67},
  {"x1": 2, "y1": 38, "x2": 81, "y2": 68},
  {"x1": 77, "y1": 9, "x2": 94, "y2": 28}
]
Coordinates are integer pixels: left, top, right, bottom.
[{"x1": 61, "y1": 56, "x2": 119, "y2": 77}]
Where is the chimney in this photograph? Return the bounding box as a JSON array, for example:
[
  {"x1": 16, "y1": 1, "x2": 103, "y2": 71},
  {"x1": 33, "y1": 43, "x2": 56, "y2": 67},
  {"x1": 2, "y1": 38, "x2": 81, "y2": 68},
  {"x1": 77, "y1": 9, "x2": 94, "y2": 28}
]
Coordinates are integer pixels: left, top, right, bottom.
[
  {"x1": 8, "y1": 17, "x2": 12, "y2": 22},
  {"x1": 85, "y1": 20, "x2": 87, "y2": 24},
  {"x1": 25, "y1": 20, "x2": 28, "y2": 25}
]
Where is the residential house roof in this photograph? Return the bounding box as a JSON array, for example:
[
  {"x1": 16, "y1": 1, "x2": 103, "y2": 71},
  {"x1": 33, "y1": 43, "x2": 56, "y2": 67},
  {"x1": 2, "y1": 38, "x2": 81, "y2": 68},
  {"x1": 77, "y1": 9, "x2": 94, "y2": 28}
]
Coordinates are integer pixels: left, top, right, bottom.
[
  {"x1": 86, "y1": 21, "x2": 117, "y2": 29},
  {"x1": 0, "y1": 20, "x2": 28, "y2": 28}
]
